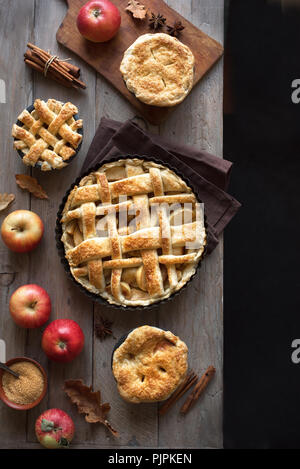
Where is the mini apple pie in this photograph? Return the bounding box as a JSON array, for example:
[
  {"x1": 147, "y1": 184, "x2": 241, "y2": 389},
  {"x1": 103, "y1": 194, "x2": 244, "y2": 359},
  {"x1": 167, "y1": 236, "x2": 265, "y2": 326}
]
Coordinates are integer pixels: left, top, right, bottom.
[
  {"x1": 12, "y1": 98, "x2": 83, "y2": 171},
  {"x1": 112, "y1": 325, "x2": 188, "y2": 403},
  {"x1": 60, "y1": 158, "x2": 206, "y2": 307},
  {"x1": 120, "y1": 33, "x2": 195, "y2": 107}
]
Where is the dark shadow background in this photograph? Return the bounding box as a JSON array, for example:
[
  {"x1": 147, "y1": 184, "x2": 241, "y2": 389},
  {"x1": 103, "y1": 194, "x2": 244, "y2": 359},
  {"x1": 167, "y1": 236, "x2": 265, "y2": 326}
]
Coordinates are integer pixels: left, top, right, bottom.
[{"x1": 224, "y1": 0, "x2": 300, "y2": 448}]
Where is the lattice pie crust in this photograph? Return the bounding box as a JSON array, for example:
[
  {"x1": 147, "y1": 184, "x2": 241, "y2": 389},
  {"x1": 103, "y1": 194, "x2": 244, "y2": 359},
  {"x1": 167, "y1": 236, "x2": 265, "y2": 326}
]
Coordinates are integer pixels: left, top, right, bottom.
[
  {"x1": 12, "y1": 99, "x2": 82, "y2": 171},
  {"x1": 60, "y1": 158, "x2": 206, "y2": 307}
]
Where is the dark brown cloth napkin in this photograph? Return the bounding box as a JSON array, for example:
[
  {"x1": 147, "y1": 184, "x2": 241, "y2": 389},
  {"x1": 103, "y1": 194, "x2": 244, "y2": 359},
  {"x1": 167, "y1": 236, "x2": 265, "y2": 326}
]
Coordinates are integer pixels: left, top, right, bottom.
[{"x1": 81, "y1": 117, "x2": 241, "y2": 253}]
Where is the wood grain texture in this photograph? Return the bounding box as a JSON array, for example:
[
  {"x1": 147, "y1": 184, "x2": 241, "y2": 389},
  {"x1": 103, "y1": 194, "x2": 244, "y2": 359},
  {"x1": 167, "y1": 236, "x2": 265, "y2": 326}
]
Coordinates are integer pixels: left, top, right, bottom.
[
  {"x1": 157, "y1": 0, "x2": 224, "y2": 449},
  {"x1": 0, "y1": 0, "x2": 34, "y2": 447},
  {"x1": 56, "y1": 0, "x2": 223, "y2": 124},
  {"x1": 0, "y1": 0, "x2": 223, "y2": 449},
  {"x1": 25, "y1": 0, "x2": 97, "y2": 445}
]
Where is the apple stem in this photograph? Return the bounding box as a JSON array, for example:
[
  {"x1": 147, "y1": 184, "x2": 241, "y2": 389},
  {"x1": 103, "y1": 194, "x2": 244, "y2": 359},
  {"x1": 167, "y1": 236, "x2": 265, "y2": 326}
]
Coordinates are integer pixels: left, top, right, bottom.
[
  {"x1": 58, "y1": 341, "x2": 66, "y2": 350},
  {"x1": 93, "y1": 8, "x2": 101, "y2": 18}
]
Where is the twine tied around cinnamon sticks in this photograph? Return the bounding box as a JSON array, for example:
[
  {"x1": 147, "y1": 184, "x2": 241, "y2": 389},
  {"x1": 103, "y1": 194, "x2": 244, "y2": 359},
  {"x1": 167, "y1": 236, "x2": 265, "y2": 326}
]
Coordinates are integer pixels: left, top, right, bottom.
[
  {"x1": 24, "y1": 43, "x2": 86, "y2": 90},
  {"x1": 43, "y1": 55, "x2": 60, "y2": 76}
]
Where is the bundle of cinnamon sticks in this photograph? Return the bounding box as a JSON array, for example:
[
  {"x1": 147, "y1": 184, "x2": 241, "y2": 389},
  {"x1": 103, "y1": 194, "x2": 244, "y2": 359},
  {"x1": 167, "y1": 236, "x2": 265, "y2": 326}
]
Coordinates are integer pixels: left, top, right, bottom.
[{"x1": 24, "y1": 43, "x2": 86, "y2": 90}]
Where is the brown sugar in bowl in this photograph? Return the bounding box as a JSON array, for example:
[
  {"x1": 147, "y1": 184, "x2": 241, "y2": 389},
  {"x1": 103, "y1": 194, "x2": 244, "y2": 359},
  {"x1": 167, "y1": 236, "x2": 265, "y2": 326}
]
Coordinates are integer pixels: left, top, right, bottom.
[{"x1": 0, "y1": 357, "x2": 47, "y2": 410}]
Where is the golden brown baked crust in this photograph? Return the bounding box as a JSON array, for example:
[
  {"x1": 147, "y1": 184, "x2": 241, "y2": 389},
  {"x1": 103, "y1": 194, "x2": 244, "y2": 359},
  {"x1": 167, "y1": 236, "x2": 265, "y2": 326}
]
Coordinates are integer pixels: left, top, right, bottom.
[
  {"x1": 60, "y1": 158, "x2": 206, "y2": 307},
  {"x1": 12, "y1": 98, "x2": 82, "y2": 171},
  {"x1": 120, "y1": 33, "x2": 195, "y2": 107},
  {"x1": 112, "y1": 326, "x2": 188, "y2": 403}
]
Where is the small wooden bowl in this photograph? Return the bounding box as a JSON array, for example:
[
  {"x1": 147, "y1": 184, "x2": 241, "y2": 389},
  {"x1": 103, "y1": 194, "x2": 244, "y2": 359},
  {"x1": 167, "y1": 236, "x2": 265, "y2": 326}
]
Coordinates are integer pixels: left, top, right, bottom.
[{"x1": 0, "y1": 357, "x2": 47, "y2": 410}]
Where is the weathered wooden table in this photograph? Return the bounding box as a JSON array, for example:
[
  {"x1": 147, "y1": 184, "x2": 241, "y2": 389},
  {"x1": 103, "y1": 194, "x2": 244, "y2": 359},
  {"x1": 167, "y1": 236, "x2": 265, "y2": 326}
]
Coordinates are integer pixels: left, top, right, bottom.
[{"x1": 0, "y1": 0, "x2": 223, "y2": 449}]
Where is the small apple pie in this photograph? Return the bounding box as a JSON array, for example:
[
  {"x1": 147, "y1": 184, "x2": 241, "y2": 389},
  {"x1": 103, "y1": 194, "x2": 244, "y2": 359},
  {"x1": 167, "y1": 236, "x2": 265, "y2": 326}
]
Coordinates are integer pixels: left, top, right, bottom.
[
  {"x1": 120, "y1": 33, "x2": 195, "y2": 107},
  {"x1": 112, "y1": 325, "x2": 188, "y2": 403},
  {"x1": 12, "y1": 98, "x2": 83, "y2": 171},
  {"x1": 60, "y1": 158, "x2": 206, "y2": 307}
]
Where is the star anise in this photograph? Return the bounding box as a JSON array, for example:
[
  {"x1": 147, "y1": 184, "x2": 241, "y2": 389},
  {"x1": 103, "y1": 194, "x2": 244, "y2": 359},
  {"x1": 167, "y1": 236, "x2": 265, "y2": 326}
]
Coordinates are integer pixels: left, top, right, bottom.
[
  {"x1": 95, "y1": 316, "x2": 113, "y2": 341},
  {"x1": 166, "y1": 20, "x2": 185, "y2": 37},
  {"x1": 149, "y1": 12, "x2": 166, "y2": 30}
]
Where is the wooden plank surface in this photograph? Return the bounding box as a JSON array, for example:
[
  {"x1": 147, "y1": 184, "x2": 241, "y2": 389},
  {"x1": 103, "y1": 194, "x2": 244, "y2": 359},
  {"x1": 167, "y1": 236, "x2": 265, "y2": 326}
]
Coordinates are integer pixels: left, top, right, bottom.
[
  {"x1": 56, "y1": 0, "x2": 223, "y2": 125},
  {"x1": 0, "y1": 0, "x2": 34, "y2": 448},
  {"x1": 0, "y1": 0, "x2": 223, "y2": 449}
]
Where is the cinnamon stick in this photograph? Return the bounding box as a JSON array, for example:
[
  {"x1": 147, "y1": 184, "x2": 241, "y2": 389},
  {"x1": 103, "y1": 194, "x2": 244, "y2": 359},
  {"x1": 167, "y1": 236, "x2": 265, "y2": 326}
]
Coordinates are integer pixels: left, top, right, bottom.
[
  {"x1": 180, "y1": 366, "x2": 216, "y2": 415},
  {"x1": 24, "y1": 43, "x2": 86, "y2": 90},
  {"x1": 28, "y1": 43, "x2": 72, "y2": 73},
  {"x1": 25, "y1": 49, "x2": 80, "y2": 77},
  {"x1": 25, "y1": 55, "x2": 68, "y2": 83},
  {"x1": 159, "y1": 370, "x2": 198, "y2": 416},
  {"x1": 24, "y1": 59, "x2": 73, "y2": 88}
]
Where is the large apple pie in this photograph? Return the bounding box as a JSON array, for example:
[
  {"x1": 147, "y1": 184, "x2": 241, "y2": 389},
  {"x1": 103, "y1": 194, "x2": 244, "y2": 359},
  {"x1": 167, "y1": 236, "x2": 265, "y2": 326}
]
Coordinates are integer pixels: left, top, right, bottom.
[{"x1": 60, "y1": 158, "x2": 206, "y2": 307}]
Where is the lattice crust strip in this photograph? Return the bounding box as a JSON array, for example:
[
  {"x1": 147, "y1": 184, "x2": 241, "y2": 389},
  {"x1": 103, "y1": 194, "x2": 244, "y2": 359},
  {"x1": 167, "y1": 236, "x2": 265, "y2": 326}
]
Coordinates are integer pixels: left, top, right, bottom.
[
  {"x1": 61, "y1": 159, "x2": 206, "y2": 307},
  {"x1": 12, "y1": 98, "x2": 83, "y2": 171}
]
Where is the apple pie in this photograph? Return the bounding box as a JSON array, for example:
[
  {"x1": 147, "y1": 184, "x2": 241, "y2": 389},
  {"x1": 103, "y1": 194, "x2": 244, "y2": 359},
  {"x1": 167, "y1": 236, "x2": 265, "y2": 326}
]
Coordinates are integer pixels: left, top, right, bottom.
[
  {"x1": 12, "y1": 98, "x2": 83, "y2": 171},
  {"x1": 60, "y1": 158, "x2": 206, "y2": 307},
  {"x1": 120, "y1": 33, "x2": 195, "y2": 107},
  {"x1": 112, "y1": 325, "x2": 188, "y2": 403}
]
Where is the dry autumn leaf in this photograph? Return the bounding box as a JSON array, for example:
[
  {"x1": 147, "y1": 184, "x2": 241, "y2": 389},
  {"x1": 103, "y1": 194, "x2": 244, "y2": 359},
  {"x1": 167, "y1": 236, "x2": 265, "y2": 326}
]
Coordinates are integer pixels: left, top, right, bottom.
[
  {"x1": 126, "y1": 0, "x2": 147, "y2": 19},
  {"x1": 15, "y1": 174, "x2": 48, "y2": 199},
  {"x1": 64, "y1": 379, "x2": 118, "y2": 437},
  {"x1": 0, "y1": 193, "x2": 15, "y2": 212}
]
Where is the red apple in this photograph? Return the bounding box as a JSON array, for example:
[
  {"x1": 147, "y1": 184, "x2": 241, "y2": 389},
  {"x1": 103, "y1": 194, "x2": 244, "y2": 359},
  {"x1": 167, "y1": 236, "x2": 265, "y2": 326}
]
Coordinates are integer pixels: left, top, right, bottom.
[
  {"x1": 35, "y1": 408, "x2": 75, "y2": 449},
  {"x1": 42, "y1": 319, "x2": 84, "y2": 363},
  {"x1": 1, "y1": 209, "x2": 44, "y2": 253},
  {"x1": 9, "y1": 284, "x2": 51, "y2": 329},
  {"x1": 77, "y1": 0, "x2": 121, "y2": 43}
]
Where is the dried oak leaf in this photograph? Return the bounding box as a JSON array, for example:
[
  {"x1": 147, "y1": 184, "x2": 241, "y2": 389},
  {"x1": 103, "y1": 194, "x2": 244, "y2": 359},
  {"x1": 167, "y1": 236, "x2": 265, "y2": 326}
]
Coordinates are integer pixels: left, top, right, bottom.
[
  {"x1": 15, "y1": 174, "x2": 48, "y2": 199},
  {"x1": 64, "y1": 379, "x2": 118, "y2": 437},
  {"x1": 126, "y1": 0, "x2": 147, "y2": 20},
  {"x1": 0, "y1": 193, "x2": 15, "y2": 211}
]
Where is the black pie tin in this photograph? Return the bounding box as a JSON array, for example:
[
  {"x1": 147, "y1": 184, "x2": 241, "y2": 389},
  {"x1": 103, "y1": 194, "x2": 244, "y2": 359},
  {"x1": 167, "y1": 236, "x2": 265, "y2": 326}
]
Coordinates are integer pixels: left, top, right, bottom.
[
  {"x1": 14, "y1": 103, "x2": 83, "y2": 171},
  {"x1": 55, "y1": 155, "x2": 207, "y2": 311}
]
